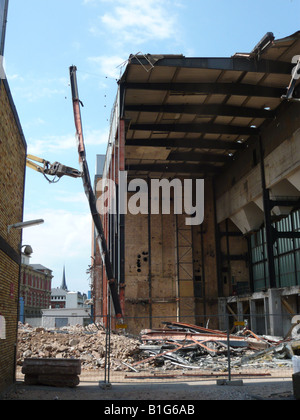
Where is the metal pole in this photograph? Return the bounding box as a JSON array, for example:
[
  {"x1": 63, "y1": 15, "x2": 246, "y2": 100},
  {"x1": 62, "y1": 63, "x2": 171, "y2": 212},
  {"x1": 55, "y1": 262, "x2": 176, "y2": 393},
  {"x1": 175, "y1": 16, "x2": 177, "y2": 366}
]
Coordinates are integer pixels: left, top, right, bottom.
[
  {"x1": 147, "y1": 178, "x2": 152, "y2": 329},
  {"x1": 102, "y1": 284, "x2": 112, "y2": 389},
  {"x1": 104, "y1": 309, "x2": 108, "y2": 384},
  {"x1": 227, "y1": 313, "x2": 231, "y2": 382},
  {"x1": 107, "y1": 288, "x2": 111, "y2": 385}
]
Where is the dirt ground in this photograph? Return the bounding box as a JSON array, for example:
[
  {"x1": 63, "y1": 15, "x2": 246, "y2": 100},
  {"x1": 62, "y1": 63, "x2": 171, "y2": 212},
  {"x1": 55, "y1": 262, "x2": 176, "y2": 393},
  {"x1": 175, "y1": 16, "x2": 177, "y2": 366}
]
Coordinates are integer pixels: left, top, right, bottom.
[{"x1": 1, "y1": 369, "x2": 296, "y2": 401}]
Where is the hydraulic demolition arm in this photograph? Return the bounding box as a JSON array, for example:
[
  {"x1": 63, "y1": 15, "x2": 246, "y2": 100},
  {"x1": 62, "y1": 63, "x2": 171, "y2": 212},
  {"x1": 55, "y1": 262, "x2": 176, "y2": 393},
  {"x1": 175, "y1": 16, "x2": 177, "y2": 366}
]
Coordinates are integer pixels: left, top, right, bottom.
[
  {"x1": 26, "y1": 154, "x2": 82, "y2": 182},
  {"x1": 69, "y1": 65, "x2": 123, "y2": 319}
]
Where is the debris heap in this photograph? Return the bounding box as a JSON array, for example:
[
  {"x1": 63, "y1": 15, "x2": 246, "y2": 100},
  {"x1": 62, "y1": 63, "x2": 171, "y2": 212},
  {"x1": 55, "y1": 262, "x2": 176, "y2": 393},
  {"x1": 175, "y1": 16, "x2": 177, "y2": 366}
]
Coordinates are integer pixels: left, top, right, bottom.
[
  {"x1": 17, "y1": 321, "x2": 300, "y2": 375},
  {"x1": 126, "y1": 321, "x2": 300, "y2": 374},
  {"x1": 17, "y1": 323, "x2": 142, "y2": 371}
]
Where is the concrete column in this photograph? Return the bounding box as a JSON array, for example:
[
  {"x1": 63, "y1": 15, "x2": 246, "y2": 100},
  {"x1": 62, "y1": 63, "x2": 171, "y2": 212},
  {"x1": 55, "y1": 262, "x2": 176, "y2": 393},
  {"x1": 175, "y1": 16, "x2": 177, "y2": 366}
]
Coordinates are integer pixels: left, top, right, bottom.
[
  {"x1": 249, "y1": 299, "x2": 257, "y2": 332},
  {"x1": 268, "y1": 289, "x2": 283, "y2": 336},
  {"x1": 237, "y1": 300, "x2": 244, "y2": 322},
  {"x1": 264, "y1": 297, "x2": 270, "y2": 335},
  {"x1": 218, "y1": 298, "x2": 227, "y2": 330}
]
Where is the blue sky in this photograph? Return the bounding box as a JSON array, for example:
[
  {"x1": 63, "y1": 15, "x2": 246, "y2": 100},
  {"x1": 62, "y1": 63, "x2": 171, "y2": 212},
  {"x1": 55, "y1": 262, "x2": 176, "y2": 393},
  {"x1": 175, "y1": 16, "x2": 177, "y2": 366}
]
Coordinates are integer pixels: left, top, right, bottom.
[{"x1": 3, "y1": 0, "x2": 300, "y2": 293}]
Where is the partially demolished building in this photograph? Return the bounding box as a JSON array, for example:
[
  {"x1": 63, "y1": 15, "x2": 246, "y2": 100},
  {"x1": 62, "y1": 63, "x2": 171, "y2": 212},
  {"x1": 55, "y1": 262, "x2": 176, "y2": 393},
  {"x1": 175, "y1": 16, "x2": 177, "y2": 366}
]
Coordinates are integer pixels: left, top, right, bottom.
[{"x1": 91, "y1": 31, "x2": 300, "y2": 337}]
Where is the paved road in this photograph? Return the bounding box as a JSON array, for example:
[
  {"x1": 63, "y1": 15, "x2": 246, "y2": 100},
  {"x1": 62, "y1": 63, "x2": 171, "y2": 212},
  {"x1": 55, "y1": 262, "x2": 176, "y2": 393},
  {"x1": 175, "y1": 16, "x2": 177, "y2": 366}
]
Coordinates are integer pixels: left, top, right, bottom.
[{"x1": 1, "y1": 377, "x2": 295, "y2": 400}]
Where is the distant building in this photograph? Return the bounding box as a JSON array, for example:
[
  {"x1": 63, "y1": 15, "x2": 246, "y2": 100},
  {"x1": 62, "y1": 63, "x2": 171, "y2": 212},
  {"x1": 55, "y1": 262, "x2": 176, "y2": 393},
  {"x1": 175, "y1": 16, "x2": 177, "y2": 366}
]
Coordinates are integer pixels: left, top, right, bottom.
[
  {"x1": 19, "y1": 252, "x2": 53, "y2": 321},
  {"x1": 65, "y1": 291, "x2": 88, "y2": 308},
  {"x1": 42, "y1": 307, "x2": 91, "y2": 329},
  {"x1": 50, "y1": 288, "x2": 88, "y2": 309},
  {"x1": 50, "y1": 266, "x2": 87, "y2": 309},
  {"x1": 45, "y1": 266, "x2": 90, "y2": 327},
  {"x1": 50, "y1": 265, "x2": 68, "y2": 308}
]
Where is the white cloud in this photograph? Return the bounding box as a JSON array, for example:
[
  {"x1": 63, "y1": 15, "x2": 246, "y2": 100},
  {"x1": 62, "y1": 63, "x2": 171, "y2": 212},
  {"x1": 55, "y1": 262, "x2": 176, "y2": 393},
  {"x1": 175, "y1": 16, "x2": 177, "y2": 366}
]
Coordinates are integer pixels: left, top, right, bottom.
[
  {"x1": 27, "y1": 128, "x2": 109, "y2": 156},
  {"x1": 87, "y1": 55, "x2": 126, "y2": 80},
  {"x1": 55, "y1": 189, "x2": 87, "y2": 205},
  {"x1": 23, "y1": 209, "x2": 91, "y2": 259},
  {"x1": 89, "y1": 0, "x2": 179, "y2": 46},
  {"x1": 22, "y1": 209, "x2": 92, "y2": 291},
  {"x1": 22, "y1": 208, "x2": 92, "y2": 291},
  {"x1": 8, "y1": 75, "x2": 68, "y2": 103}
]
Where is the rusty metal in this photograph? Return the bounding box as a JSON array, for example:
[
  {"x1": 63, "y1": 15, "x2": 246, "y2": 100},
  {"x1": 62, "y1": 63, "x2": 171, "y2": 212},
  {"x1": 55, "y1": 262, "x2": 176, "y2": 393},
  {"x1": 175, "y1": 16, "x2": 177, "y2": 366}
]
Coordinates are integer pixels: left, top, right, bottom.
[{"x1": 140, "y1": 329, "x2": 248, "y2": 347}]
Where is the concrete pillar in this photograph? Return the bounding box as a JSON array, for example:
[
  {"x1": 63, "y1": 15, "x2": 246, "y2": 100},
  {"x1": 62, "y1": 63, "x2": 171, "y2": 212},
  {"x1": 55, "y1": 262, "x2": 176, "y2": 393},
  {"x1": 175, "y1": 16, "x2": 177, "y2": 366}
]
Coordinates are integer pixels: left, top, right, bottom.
[
  {"x1": 249, "y1": 299, "x2": 257, "y2": 332},
  {"x1": 218, "y1": 298, "x2": 227, "y2": 330},
  {"x1": 237, "y1": 300, "x2": 244, "y2": 322},
  {"x1": 268, "y1": 289, "x2": 283, "y2": 337},
  {"x1": 263, "y1": 297, "x2": 269, "y2": 335}
]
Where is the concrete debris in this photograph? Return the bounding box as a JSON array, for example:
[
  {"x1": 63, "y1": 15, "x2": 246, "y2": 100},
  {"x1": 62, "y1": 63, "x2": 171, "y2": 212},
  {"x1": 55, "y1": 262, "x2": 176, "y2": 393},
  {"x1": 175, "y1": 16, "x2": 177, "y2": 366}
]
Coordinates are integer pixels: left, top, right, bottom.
[
  {"x1": 134, "y1": 321, "x2": 300, "y2": 373},
  {"x1": 17, "y1": 321, "x2": 300, "y2": 375},
  {"x1": 17, "y1": 322, "x2": 142, "y2": 371}
]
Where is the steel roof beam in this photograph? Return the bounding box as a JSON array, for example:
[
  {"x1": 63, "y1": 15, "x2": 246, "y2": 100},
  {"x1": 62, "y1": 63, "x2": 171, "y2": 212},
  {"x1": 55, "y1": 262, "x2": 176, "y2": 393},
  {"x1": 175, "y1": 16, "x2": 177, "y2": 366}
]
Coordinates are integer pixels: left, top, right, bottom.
[
  {"x1": 128, "y1": 56, "x2": 293, "y2": 75},
  {"x1": 125, "y1": 104, "x2": 275, "y2": 119},
  {"x1": 167, "y1": 151, "x2": 233, "y2": 163},
  {"x1": 125, "y1": 138, "x2": 245, "y2": 150},
  {"x1": 123, "y1": 82, "x2": 286, "y2": 99},
  {"x1": 125, "y1": 163, "x2": 221, "y2": 174},
  {"x1": 130, "y1": 123, "x2": 259, "y2": 136}
]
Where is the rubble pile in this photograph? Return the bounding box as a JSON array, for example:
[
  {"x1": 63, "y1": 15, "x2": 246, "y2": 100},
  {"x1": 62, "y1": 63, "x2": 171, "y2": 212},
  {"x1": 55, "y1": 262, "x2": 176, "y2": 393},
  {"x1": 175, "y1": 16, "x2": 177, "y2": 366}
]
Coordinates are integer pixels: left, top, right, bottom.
[
  {"x1": 17, "y1": 320, "x2": 300, "y2": 375},
  {"x1": 128, "y1": 321, "x2": 300, "y2": 373},
  {"x1": 17, "y1": 322, "x2": 142, "y2": 371}
]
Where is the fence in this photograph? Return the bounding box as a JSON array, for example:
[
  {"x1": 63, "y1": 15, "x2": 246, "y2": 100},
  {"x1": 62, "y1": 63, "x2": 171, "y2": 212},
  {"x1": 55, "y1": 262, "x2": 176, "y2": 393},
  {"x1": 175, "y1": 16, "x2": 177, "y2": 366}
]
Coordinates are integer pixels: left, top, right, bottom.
[
  {"x1": 97, "y1": 312, "x2": 298, "y2": 387},
  {"x1": 13, "y1": 310, "x2": 300, "y2": 387}
]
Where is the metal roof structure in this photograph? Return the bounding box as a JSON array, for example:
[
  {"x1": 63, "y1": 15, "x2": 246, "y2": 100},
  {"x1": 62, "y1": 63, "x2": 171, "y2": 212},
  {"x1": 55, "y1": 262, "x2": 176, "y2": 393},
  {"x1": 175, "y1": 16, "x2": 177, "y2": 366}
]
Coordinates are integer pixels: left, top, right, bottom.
[{"x1": 117, "y1": 31, "x2": 300, "y2": 179}]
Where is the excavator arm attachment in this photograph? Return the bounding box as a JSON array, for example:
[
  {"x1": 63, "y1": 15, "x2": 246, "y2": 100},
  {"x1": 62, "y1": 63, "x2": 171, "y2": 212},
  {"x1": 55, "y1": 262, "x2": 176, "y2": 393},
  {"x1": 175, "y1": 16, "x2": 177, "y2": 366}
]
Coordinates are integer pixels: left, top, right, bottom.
[{"x1": 26, "y1": 154, "x2": 82, "y2": 181}]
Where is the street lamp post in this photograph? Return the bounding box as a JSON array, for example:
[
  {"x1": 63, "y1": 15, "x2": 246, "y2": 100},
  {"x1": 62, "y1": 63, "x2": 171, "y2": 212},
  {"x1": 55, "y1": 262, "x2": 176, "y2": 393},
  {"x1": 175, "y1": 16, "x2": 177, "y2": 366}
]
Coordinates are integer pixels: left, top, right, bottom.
[{"x1": 7, "y1": 219, "x2": 44, "y2": 233}]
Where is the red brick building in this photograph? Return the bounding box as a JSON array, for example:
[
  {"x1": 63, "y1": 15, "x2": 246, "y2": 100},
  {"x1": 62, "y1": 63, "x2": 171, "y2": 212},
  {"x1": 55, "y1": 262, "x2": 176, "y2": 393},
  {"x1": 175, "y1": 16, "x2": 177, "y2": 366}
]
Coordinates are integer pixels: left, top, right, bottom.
[{"x1": 20, "y1": 260, "x2": 53, "y2": 319}]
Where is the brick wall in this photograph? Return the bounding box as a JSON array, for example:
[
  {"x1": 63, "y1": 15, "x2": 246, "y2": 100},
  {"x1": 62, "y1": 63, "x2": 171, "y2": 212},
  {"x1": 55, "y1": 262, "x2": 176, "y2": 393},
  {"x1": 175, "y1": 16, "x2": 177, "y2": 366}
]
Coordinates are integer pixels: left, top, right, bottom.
[
  {"x1": 0, "y1": 250, "x2": 20, "y2": 392},
  {"x1": 0, "y1": 79, "x2": 26, "y2": 394}
]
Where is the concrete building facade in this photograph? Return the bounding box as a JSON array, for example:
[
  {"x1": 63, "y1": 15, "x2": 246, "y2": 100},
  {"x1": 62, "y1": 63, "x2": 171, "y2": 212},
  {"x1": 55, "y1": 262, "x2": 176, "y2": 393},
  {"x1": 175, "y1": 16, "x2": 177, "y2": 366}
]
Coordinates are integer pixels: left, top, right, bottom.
[
  {"x1": 91, "y1": 31, "x2": 300, "y2": 336},
  {"x1": 42, "y1": 307, "x2": 91, "y2": 329}
]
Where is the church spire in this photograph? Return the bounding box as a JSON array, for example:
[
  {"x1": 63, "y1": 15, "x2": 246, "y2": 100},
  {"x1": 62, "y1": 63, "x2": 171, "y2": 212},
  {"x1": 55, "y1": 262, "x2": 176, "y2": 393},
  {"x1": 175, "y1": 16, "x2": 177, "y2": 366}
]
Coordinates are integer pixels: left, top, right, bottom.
[{"x1": 61, "y1": 265, "x2": 68, "y2": 291}]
